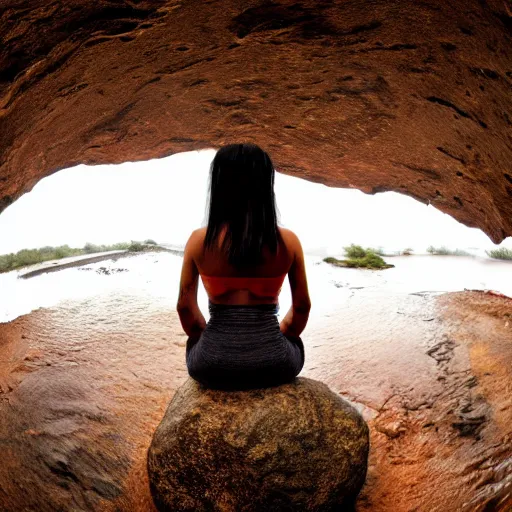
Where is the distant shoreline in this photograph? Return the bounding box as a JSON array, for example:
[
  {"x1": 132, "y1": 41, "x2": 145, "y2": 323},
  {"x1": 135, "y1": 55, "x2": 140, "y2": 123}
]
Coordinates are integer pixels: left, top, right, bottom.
[
  {"x1": 0, "y1": 240, "x2": 183, "y2": 275},
  {"x1": 18, "y1": 246, "x2": 183, "y2": 279}
]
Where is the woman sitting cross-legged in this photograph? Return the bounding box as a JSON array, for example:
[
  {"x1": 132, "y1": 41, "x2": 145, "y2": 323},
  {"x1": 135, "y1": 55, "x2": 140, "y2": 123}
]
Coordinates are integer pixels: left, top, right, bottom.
[{"x1": 176, "y1": 142, "x2": 311, "y2": 390}]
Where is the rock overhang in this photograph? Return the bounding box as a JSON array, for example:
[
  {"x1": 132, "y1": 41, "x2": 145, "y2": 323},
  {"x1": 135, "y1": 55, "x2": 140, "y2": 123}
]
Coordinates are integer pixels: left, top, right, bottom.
[{"x1": 0, "y1": 0, "x2": 511, "y2": 242}]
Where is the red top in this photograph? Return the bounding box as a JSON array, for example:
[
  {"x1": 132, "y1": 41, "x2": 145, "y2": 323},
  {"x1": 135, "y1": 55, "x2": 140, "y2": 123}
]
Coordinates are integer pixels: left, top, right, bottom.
[{"x1": 200, "y1": 274, "x2": 287, "y2": 300}]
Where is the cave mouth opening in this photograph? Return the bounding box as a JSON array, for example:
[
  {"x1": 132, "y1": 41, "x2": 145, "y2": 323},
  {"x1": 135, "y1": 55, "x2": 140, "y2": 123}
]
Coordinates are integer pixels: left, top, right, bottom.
[
  {"x1": 0, "y1": 149, "x2": 511, "y2": 324},
  {"x1": 0, "y1": 148, "x2": 508, "y2": 260}
]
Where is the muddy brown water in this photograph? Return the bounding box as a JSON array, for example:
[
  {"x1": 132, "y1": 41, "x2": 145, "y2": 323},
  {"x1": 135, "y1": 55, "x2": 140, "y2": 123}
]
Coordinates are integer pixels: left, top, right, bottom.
[{"x1": 0, "y1": 285, "x2": 510, "y2": 510}]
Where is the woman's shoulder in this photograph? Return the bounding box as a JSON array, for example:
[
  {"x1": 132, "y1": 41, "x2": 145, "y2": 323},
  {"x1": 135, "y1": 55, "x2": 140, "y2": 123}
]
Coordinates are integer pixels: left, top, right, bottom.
[
  {"x1": 278, "y1": 227, "x2": 301, "y2": 248},
  {"x1": 185, "y1": 227, "x2": 206, "y2": 252},
  {"x1": 191, "y1": 227, "x2": 207, "y2": 239}
]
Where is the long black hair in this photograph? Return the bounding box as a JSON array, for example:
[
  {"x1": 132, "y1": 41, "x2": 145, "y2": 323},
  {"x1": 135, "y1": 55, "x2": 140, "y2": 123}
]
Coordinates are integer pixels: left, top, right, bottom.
[{"x1": 204, "y1": 143, "x2": 280, "y2": 267}]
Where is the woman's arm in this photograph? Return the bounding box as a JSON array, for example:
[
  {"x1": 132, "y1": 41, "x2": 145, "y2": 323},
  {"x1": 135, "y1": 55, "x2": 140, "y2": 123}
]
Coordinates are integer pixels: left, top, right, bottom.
[
  {"x1": 176, "y1": 231, "x2": 206, "y2": 339},
  {"x1": 280, "y1": 232, "x2": 311, "y2": 338}
]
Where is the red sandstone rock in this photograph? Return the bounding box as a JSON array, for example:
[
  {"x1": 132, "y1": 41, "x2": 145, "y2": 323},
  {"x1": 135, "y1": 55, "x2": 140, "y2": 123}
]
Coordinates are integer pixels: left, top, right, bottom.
[
  {"x1": 1, "y1": 0, "x2": 512, "y2": 242},
  {"x1": 0, "y1": 290, "x2": 510, "y2": 510}
]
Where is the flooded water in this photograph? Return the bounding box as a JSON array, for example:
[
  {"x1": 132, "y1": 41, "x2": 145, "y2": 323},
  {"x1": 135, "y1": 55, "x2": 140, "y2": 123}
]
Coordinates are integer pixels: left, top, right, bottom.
[
  {"x1": 1, "y1": 252, "x2": 510, "y2": 325},
  {"x1": 0, "y1": 252, "x2": 510, "y2": 511}
]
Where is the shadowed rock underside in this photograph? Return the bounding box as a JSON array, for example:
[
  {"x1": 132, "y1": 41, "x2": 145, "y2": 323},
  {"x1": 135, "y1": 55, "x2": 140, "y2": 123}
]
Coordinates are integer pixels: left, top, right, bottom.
[{"x1": 0, "y1": 0, "x2": 512, "y2": 241}]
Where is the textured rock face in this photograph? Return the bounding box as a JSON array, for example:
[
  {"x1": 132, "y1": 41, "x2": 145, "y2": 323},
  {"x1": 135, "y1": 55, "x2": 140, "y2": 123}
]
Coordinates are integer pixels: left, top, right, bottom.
[
  {"x1": 1, "y1": 0, "x2": 512, "y2": 241},
  {"x1": 147, "y1": 377, "x2": 369, "y2": 511}
]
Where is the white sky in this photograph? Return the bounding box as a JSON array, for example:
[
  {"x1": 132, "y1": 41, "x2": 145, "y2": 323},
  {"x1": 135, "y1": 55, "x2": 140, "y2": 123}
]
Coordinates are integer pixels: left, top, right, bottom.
[{"x1": 0, "y1": 149, "x2": 509, "y2": 256}]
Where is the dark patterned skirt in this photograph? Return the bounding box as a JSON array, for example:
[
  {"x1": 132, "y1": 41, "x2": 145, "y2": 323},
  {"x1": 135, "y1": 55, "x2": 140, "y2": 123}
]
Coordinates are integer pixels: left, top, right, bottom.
[{"x1": 186, "y1": 302, "x2": 305, "y2": 390}]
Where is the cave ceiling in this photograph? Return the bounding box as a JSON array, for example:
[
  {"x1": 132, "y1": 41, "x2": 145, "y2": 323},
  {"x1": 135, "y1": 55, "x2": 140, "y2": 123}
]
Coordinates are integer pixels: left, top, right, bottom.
[{"x1": 1, "y1": 0, "x2": 511, "y2": 241}]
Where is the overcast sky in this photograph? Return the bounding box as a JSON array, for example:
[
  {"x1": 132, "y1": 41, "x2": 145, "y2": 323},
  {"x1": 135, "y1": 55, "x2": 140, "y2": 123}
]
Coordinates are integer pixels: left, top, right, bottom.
[{"x1": 0, "y1": 149, "x2": 508, "y2": 256}]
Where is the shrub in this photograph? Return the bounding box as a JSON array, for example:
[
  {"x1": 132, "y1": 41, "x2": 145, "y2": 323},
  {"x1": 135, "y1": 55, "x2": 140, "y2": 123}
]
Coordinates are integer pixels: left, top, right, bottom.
[
  {"x1": 0, "y1": 253, "x2": 15, "y2": 272},
  {"x1": 83, "y1": 242, "x2": 132, "y2": 253},
  {"x1": 427, "y1": 245, "x2": 447, "y2": 255},
  {"x1": 363, "y1": 252, "x2": 388, "y2": 268},
  {"x1": 54, "y1": 245, "x2": 70, "y2": 259},
  {"x1": 324, "y1": 247, "x2": 393, "y2": 270},
  {"x1": 343, "y1": 244, "x2": 367, "y2": 259},
  {"x1": 128, "y1": 241, "x2": 145, "y2": 252},
  {"x1": 15, "y1": 249, "x2": 42, "y2": 266},
  {"x1": 110, "y1": 242, "x2": 130, "y2": 250},
  {"x1": 39, "y1": 246, "x2": 55, "y2": 255},
  {"x1": 427, "y1": 246, "x2": 470, "y2": 256},
  {"x1": 369, "y1": 247, "x2": 385, "y2": 256},
  {"x1": 486, "y1": 247, "x2": 512, "y2": 260},
  {"x1": 346, "y1": 251, "x2": 389, "y2": 269},
  {"x1": 144, "y1": 239, "x2": 157, "y2": 245},
  {"x1": 83, "y1": 242, "x2": 101, "y2": 254},
  {"x1": 0, "y1": 244, "x2": 82, "y2": 273}
]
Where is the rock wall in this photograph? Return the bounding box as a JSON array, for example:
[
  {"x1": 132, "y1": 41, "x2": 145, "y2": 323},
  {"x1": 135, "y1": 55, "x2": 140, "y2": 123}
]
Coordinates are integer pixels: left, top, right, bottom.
[{"x1": 1, "y1": 0, "x2": 511, "y2": 241}]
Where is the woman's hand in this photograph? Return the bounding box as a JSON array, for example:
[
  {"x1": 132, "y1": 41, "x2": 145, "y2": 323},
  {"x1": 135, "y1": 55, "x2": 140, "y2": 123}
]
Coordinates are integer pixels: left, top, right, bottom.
[
  {"x1": 279, "y1": 317, "x2": 292, "y2": 337},
  {"x1": 188, "y1": 322, "x2": 205, "y2": 341}
]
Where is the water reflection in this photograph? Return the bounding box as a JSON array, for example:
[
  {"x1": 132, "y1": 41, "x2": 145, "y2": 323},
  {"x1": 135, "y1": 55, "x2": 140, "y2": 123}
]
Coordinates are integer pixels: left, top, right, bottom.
[{"x1": 1, "y1": 252, "x2": 510, "y2": 325}]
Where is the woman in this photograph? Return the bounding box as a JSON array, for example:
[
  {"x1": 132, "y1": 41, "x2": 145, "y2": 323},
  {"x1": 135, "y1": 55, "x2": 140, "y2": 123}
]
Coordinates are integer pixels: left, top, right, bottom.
[{"x1": 176, "y1": 143, "x2": 311, "y2": 390}]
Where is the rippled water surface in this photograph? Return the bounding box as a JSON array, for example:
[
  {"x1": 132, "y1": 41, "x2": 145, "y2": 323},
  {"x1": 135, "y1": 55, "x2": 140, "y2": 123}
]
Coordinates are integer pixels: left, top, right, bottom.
[{"x1": 1, "y1": 253, "x2": 510, "y2": 324}]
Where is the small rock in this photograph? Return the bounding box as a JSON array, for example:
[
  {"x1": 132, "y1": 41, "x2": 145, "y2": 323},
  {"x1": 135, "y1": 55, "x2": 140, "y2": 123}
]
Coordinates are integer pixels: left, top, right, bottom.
[{"x1": 376, "y1": 420, "x2": 406, "y2": 439}]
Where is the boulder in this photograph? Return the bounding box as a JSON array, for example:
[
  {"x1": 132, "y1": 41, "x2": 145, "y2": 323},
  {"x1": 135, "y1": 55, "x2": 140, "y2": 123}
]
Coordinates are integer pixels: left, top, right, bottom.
[{"x1": 147, "y1": 377, "x2": 369, "y2": 511}]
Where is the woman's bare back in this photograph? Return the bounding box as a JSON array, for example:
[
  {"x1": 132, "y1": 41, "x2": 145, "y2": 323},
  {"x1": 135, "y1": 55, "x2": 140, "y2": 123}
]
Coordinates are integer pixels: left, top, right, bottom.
[{"x1": 190, "y1": 226, "x2": 298, "y2": 305}]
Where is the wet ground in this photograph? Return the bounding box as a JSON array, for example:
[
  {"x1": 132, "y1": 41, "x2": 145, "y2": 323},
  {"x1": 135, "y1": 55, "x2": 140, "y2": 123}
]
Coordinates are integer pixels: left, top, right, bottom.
[
  {"x1": 0, "y1": 255, "x2": 511, "y2": 511},
  {"x1": 0, "y1": 290, "x2": 510, "y2": 511}
]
